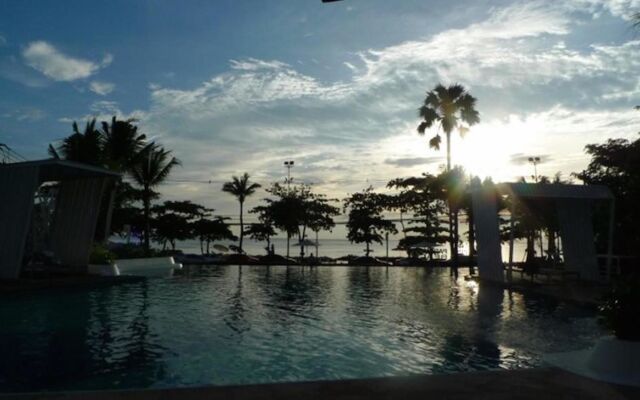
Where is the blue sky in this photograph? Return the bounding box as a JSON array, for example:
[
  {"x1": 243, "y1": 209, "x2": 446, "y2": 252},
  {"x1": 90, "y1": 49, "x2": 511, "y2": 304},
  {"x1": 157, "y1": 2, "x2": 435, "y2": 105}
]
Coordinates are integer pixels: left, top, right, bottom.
[{"x1": 2, "y1": 0, "x2": 640, "y2": 221}]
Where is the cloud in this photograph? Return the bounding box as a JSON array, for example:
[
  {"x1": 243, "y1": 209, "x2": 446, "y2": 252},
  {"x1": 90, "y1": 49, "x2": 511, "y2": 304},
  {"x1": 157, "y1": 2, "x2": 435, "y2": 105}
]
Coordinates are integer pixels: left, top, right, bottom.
[
  {"x1": 89, "y1": 81, "x2": 115, "y2": 95},
  {"x1": 572, "y1": 0, "x2": 640, "y2": 19},
  {"x1": 59, "y1": 100, "x2": 146, "y2": 125},
  {"x1": 385, "y1": 156, "x2": 444, "y2": 167},
  {"x1": 22, "y1": 41, "x2": 112, "y2": 81},
  {"x1": 1, "y1": 107, "x2": 45, "y2": 121},
  {"x1": 0, "y1": 35, "x2": 6, "y2": 46},
  {"x1": 56, "y1": 1, "x2": 640, "y2": 210}
]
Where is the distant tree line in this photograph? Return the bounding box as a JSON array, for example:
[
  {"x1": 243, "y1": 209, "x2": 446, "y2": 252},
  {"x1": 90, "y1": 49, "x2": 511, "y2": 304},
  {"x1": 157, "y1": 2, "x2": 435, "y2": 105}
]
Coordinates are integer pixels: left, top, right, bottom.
[{"x1": 47, "y1": 94, "x2": 640, "y2": 263}]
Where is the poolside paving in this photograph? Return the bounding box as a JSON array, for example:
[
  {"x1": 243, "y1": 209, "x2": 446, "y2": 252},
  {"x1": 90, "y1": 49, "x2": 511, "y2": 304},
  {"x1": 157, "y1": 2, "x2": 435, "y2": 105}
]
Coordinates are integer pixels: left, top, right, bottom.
[{"x1": 1, "y1": 368, "x2": 637, "y2": 400}]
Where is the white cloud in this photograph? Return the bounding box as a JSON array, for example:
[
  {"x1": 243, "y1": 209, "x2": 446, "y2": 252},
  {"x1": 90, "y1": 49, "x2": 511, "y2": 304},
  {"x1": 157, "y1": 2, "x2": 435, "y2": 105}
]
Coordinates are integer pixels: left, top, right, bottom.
[
  {"x1": 58, "y1": 1, "x2": 640, "y2": 211},
  {"x1": 571, "y1": 0, "x2": 640, "y2": 19},
  {"x1": 89, "y1": 81, "x2": 115, "y2": 95},
  {"x1": 1, "y1": 107, "x2": 45, "y2": 121},
  {"x1": 22, "y1": 41, "x2": 111, "y2": 81},
  {"x1": 59, "y1": 100, "x2": 146, "y2": 125}
]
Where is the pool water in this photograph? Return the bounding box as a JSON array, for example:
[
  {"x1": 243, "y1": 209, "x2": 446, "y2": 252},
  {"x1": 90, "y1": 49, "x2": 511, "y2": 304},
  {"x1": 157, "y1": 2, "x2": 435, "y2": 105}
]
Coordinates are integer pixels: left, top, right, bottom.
[{"x1": 0, "y1": 266, "x2": 601, "y2": 393}]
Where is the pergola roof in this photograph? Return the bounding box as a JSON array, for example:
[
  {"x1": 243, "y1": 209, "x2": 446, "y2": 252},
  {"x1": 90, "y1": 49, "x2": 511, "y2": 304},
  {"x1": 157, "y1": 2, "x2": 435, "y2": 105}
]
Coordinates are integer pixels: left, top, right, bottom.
[
  {"x1": 496, "y1": 182, "x2": 613, "y2": 200},
  {"x1": 0, "y1": 159, "x2": 120, "y2": 182}
]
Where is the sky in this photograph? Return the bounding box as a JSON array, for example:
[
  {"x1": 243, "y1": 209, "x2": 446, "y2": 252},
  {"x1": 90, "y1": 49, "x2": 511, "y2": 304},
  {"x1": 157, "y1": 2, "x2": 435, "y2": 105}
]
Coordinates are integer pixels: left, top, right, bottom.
[{"x1": 2, "y1": 0, "x2": 640, "y2": 228}]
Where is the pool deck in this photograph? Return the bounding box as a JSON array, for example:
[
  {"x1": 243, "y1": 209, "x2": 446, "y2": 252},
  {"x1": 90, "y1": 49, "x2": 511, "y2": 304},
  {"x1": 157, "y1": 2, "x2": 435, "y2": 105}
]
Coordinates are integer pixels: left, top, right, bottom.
[{"x1": 1, "y1": 368, "x2": 637, "y2": 400}]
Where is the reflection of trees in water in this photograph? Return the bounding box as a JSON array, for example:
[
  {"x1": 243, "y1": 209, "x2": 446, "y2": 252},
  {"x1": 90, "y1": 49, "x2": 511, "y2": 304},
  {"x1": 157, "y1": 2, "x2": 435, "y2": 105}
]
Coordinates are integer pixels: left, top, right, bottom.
[
  {"x1": 223, "y1": 266, "x2": 250, "y2": 335},
  {"x1": 254, "y1": 266, "x2": 331, "y2": 327},
  {"x1": 0, "y1": 282, "x2": 167, "y2": 392},
  {"x1": 435, "y1": 283, "x2": 504, "y2": 373},
  {"x1": 0, "y1": 290, "x2": 94, "y2": 391},
  {"x1": 87, "y1": 281, "x2": 167, "y2": 390},
  {"x1": 346, "y1": 267, "x2": 386, "y2": 301}
]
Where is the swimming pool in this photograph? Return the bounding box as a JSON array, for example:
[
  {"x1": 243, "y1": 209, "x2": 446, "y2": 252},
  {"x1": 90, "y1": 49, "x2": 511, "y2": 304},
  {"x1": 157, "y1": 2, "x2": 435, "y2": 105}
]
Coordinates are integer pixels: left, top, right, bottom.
[{"x1": 0, "y1": 266, "x2": 601, "y2": 393}]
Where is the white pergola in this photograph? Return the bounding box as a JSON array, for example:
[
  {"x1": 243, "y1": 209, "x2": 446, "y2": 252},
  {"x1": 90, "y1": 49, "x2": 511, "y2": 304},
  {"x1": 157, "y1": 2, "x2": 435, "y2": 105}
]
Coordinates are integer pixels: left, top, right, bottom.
[
  {"x1": 471, "y1": 182, "x2": 614, "y2": 283},
  {"x1": 0, "y1": 159, "x2": 119, "y2": 280}
]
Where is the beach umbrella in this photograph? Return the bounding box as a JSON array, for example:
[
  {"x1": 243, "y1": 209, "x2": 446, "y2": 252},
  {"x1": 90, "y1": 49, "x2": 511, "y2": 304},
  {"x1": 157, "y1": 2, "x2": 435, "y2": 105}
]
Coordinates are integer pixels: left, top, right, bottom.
[{"x1": 213, "y1": 244, "x2": 229, "y2": 253}]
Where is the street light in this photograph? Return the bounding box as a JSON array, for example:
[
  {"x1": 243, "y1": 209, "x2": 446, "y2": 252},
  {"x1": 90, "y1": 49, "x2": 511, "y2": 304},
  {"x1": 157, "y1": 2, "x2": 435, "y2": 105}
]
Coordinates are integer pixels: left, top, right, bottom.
[
  {"x1": 284, "y1": 160, "x2": 294, "y2": 188},
  {"x1": 528, "y1": 156, "x2": 541, "y2": 183}
]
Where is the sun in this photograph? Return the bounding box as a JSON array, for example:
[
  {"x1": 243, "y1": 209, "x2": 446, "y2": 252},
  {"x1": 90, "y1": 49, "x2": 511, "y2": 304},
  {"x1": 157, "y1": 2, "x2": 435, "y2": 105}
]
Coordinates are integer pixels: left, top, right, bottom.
[
  {"x1": 453, "y1": 117, "x2": 540, "y2": 182},
  {"x1": 382, "y1": 116, "x2": 541, "y2": 183}
]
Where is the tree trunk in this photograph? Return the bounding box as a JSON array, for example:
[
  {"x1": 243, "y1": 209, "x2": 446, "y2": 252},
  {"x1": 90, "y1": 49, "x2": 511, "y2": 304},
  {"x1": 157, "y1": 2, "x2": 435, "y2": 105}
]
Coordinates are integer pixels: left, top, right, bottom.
[
  {"x1": 143, "y1": 185, "x2": 151, "y2": 255},
  {"x1": 366, "y1": 242, "x2": 370, "y2": 257},
  {"x1": 547, "y1": 229, "x2": 556, "y2": 262},
  {"x1": 468, "y1": 207, "x2": 476, "y2": 274},
  {"x1": 299, "y1": 226, "x2": 306, "y2": 259},
  {"x1": 453, "y1": 208, "x2": 459, "y2": 278},
  {"x1": 446, "y1": 131, "x2": 452, "y2": 171},
  {"x1": 468, "y1": 208, "x2": 476, "y2": 256},
  {"x1": 102, "y1": 179, "x2": 117, "y2": 242},
  {"x1": 238, "y1": 201, "x2": 244, "y2": 254},
  {"x1": 445, "y1": 131, "x2": 458, "y2": 278}
]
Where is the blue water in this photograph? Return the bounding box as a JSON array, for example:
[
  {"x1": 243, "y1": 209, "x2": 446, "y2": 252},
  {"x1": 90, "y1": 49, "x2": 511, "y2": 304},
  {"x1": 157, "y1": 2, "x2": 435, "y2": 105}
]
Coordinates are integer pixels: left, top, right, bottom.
[{"x1": 0, "y1": 266, "x2": 600, "y2": 393}]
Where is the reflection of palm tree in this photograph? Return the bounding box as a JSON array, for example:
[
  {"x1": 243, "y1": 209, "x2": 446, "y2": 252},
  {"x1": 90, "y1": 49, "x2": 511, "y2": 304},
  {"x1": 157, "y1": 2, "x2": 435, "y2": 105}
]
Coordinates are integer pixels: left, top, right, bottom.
[
  {"x1": 222, "y1": 173, "x2": 261, "y2": 254},
  {"x1": 130, "y1": 144, "x2": 181, "y2": 253},
  {"x1": 417, "y1": 84, "x2": 479, "y2": 275}
]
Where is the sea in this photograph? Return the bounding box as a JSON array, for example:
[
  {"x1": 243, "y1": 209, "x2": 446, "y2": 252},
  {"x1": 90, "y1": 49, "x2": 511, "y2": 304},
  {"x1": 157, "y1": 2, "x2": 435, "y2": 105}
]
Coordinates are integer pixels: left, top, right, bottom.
[{"x1": 156, "y1": 237, "x2": 529, "y2": 260}]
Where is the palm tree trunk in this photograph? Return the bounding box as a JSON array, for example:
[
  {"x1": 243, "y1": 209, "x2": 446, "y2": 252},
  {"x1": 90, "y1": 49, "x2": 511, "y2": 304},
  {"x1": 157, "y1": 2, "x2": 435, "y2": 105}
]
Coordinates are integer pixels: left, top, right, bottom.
[
  {"x1": 468, "y1": 207, "x2": 476, "y2": 274},
  {"x1": 102, "y1": 179, "x2": 117, "y2": 242},
  {"x1": 143, "y1": 185, "x2": 151, "y2": 255},
  {"x1": 446, "y1": 131, "x2": 452, "y2": 171},
  {"x1": 239, "y1": 201, "x2": 244, "y2": 254},
  {"x1": 366, "y1": 242, "x2": 370, "y2": 257}
]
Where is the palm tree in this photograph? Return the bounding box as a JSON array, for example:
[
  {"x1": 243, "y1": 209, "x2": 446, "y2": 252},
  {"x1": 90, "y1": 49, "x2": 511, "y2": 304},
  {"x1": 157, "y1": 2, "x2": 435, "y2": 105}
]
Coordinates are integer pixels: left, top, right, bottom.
[
  {"x1": 48, "y1": 118, "x2": 103, "y2": 165},
  {"x1": 222, "y1": 173, "x2": 261, "y2": 254},
  {"x1": 417, "y1": 84, "x2": 479, "y2": 276},
  {"x1": 129, "y1": 143, "x2": 181, "y2": 253},
  {"x1": 417, "y1": 84, "x2": 480, "y2": 170},
  {"x1": 99, "y1": 117, "x2": 148, "y2": 240},
  {"x1": 101, "y1": 116, "x2": 147, "y2": 171}
]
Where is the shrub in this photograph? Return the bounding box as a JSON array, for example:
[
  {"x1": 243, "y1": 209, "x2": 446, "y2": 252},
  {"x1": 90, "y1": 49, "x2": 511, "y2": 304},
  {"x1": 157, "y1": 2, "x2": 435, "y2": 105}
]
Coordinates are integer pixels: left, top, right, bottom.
[
  {"x1": 89, "y1": 244, "x2": 115, "y2": 265},
  {"x1": 598, "y1": 274, "x2": 640, "y2": 341}
]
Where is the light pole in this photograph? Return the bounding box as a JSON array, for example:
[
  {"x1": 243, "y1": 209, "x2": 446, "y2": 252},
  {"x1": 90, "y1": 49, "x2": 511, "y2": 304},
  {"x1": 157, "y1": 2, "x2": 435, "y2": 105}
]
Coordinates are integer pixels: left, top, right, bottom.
[
  {"x1": 284, "y1": 160, "x2": 294, "y2": 259},
  {"x1": 284, "y1": 160, "x2": 294, "y2": 188},
  {"x1": 528, "y1": 156, "x2": 541, "y2": 183}
]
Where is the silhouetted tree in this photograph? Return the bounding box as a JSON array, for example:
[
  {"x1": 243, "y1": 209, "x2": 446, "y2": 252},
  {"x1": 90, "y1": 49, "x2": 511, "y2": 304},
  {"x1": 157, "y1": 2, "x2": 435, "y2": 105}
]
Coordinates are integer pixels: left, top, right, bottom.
[
  {"x1": 387, "y1": 175, "x2": 448, "y2": 259},
  {"x1": 222, "y1": 173, "x2": 261, "y2": 254},
  {"x1": 257, "y1": 183, "x2": 339, "y2": 259},
  {"x1": 245, "y1": 223, "x2": 276, "y2": 255},
  {"x1": 129, "y1": 144, "x2": 181, "y2": 254},
  {"x1": 48, "y1": 119, "x2": 102, "y2": 166},
  {"x1": 574, "y1": 136, "x2": 640, "y2": 257},
  {"x1": 344, "y1": 187, "x2": 397, "y2": 257},
  {"x1": 417, "y1": 84, "x2": 479, "y2": 274},
  {"x1": 193, "y1": 217, "x2": 236, "y2": 255}
]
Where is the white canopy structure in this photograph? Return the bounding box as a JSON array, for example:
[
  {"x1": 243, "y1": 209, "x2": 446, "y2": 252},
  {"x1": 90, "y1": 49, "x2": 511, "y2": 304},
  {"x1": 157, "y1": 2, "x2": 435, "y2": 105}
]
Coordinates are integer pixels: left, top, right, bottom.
[
  {"x1": 471, "y1": 182, "x2": 614, "y2": 283},
  {"x1": 0, "y1": 159, "x2": 119, "y2": 280}
]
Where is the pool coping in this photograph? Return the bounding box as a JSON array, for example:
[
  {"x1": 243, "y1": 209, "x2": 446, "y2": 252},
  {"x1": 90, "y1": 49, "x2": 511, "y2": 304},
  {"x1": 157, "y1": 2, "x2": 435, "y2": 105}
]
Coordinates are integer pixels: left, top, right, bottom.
[{"x1": 1, "y1": 368, "x2": 638, "y2": 400}]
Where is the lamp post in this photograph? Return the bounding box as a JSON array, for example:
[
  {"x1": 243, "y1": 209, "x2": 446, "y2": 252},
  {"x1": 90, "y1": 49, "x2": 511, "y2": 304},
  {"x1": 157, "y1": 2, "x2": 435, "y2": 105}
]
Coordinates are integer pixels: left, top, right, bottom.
[
  {"x1": 284, "y1": 160, "x2": 295, "y2": 259},
  {"x1": 284, "y1": 160, "x2": 294, "y2": 189},
  {"x1": 528, "y1": 156, "x2": 541, "y2": 183}
]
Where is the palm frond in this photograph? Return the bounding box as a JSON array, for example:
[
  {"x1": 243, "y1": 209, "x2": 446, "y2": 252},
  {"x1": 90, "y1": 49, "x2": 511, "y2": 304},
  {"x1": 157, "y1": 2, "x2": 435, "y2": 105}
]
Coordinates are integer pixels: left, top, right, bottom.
[{"x1": 429, "y1": 134, "x2": 442, "y2": 150}]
